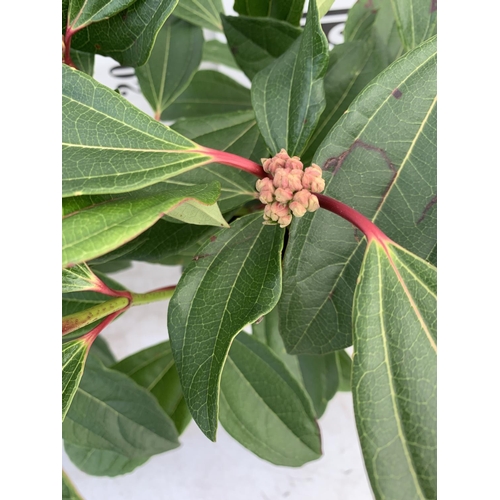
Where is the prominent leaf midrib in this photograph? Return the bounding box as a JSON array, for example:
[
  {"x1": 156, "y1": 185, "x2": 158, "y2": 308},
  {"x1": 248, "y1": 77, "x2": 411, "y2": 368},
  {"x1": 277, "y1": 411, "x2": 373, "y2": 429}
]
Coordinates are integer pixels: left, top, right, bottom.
[
  {"x1": 373, "y1": 245, "x2": 425, "y2": 499},
  {"x1": 62, "y1": 143, "x2": 196, "y2": 153},
  {"x1": 147, "y1": 359, "x2": 175, "y2": 391},
  {"x1": 75, "y1": 386, "x2": 174, "y2": 444},
  {"x1": 63, "y1": 195, "x2": 197, "y2": 251},
  {"x1": 178, "y1": 0, "x2": 221, "y2": 29},
  {"x1": 62, "y1": 94, "x2": 195, "y2": 150},
  {"x1": 289, "y1": 46, "x2": 437, "y2": 347},
  {"x1": 226, "y1": 356, "x2": 317, "y2": 454},
  {"x1": 158, "y1": 22, "x2": 172, "y2": 112}
]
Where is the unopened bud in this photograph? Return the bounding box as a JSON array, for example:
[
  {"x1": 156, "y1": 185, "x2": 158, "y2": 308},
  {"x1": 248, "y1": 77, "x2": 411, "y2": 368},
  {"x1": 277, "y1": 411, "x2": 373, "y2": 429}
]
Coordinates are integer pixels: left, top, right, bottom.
[
  {"x1": 256, "y1": 178, "x2": 275, "y2": 203},
  {"x1": 307, "y1": 194, "x2": 320, "y2": 212},
  {"x1": 285, "y1": 156, "x2": 304, "y2": 171},
  {"x1": 289, "y1": 201, "x2": 307, "y2": 217},
  {"x1": 302, "y1": 164, "x2": 325, "y2": 193},
  {"x1": 288, "y1": 169, "x2": 304, "y2": 191},
  {"x1": 278, "y1": 213, "x2": 293, "y2": 228},
  {"x1": 275, "y1": 187, "x2": 294, "y2": 203}
]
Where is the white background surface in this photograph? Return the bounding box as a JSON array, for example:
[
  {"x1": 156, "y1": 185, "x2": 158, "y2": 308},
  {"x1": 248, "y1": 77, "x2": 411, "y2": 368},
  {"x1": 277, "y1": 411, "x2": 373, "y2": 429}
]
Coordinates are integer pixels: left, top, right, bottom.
[{"x1": 62, "y1": 0, "x2": 374, "y2": 497}]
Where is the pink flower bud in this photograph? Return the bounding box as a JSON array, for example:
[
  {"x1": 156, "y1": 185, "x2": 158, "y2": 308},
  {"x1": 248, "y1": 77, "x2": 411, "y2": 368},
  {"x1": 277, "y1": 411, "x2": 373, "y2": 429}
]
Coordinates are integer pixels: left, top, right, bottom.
[
  {"x1": 276, "y1": 149, "x2": 290, "y2": 161},
  {"x1": 256, "y1": 178, "x2": 275, "y2": 204},
  {"x1": 272, "y1": 168, "x2": 288, "y2": 188},
  {"x1": 288, "y1": 169, "x2": 304, "y2": 192},
  {"x1": 289, "y1": 201, "x2": 307, "y2": 217},
  {"x1": 261, "y1": 158, "x2": 272, "y2": 173},
  {"x1": 278, "y1": 213, "x2": 293, "y2": 228},
  {"x1": 293, "y1": 189, "x2": 312, "y2": 207},
  {"x1": 307, "y1": 194, "x2": 320, "y2": 212},
  {"x1": 275, "y1": 187, "x2": 294, "y2": 203},
  {"x1": 285, "y1": 156, "x2": 303, "y2": 171},
  {"x1": 271, "y1": 202, "x2": 290, "y2": 219},
  {"x1": 302, "y1": 164, "x2": 325, "y2": 193}
]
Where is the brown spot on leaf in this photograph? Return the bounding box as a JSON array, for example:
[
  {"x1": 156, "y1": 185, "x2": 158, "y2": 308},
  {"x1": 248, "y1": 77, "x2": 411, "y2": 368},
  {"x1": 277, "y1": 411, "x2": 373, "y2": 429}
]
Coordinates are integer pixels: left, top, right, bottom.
[
  {"x1": 417, "y1": 195, "x2": 437, "y2": 224},
  {"x1": 392, "y1": 88, "x2": 403, "y2": 99},
  {"x1": 210, "y1": 235, "x2": 217, "y2": 242},
  {"x1": 94, "y1": 43, "x2": 101, "y2": 50}
]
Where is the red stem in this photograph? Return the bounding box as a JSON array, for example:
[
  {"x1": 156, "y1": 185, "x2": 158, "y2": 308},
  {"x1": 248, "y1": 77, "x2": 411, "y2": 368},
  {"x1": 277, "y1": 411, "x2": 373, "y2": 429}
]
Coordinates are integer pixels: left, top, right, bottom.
[
  {"x1": 197, "y1": 147, "x2": 269, "y2": 179},
  {"x1": 316, "y1": 194, "x2": 392, "y2": 245},
  {"x1": 63, "y1": 28, "x2": 76, "y2": 68},
  {"x1": 81, "y1": 310, "x2": 122, "y2": 346}
]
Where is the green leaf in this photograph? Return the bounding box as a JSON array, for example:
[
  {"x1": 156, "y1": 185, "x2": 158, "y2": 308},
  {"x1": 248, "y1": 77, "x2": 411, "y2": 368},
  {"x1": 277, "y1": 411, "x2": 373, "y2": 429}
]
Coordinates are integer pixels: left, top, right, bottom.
[
  {"x1": 233, "y1": 0, "x2": 305, "y2": 26},
  {"x1": 391, "y1": 0, "x2": 437, "y2": 52},
  {"x1": 371, "y1": 0, "x2": 404, "y2": 63},
  {"x1": 252, "y1": 307, "x2": 342, "y2": 417},
  {"x1": 62, "y1": 181, "x2": 223, "y2": 267},
  {"x1": 202, "y1": 40, "x2": 238, "y2": 69},
  {"x1": 336, "y1": 349, "x2": 352, "y2": 391},
  {"x1": 62, "y1": 263, "x2": 100, "y2": 293},
  {"x1": 279, "y1": 36, "x2": 437, "y2": 354},
  {"x1": 219, "y1": 333, "x2": 321, "y2": 466},
  {"x1": 71, "y1": 0, "x2": 178, "y2": 67},
  {"x1": 171, "y1": 110, "x2": 266, "y2": 213},
  {"x1": 70, "y1": 48, "x2": 95, "y2": 75},
  {"x1": 136, "y1": 17, "x2": 203, "y2": 119},
  {"x1": 62, "y1": 337, "x2": 89, "y2": 421},
  {"x1": 301, "y1": 40, "x2": 387, "y2": 165},
  {"x1": 251, "y1": 0, "x2": 329, "y2": 156},
  {"x1": 161, "y1": 70, "x2": 252, "y2": 121},
  {"x1": 168, "y1": 213, "x2": 285, "y2": 440},
  {"x1": 343, "y1": 0, "x2": 378, "y2": 42},
  {"x1": 90, "y1": 336, "x2": 116, "y2": 366},
  {"x1": 62, "y1": 471, "x2": 83, "y2": 500},
  {"x1": 352, "y1": 240, "x2": 436, "y2": 499},
  {"x1": 221, "y1": 15, "x2": 301, "y2": 80},
  {"x1": 67, "y1": 0, "x2": 135, "y2": 31},
  {"x1": 114, "y1": 342, "x2": 191, "y2": 434},
  {"x1": 62, "y1": 65, "x2": 212, "y2": 197},
  {"x1": 174, "y1": 0, "x2": 224, "y2": 31},
  {"x1": 167, "y1": 198, "x2": 229, "y2": 227},
  {"x1": 317, "y1": 0, "x2": 335, "y2": 18},
  {"x1": 63, "y1": 356, "x2": 179, "y2": 476}
]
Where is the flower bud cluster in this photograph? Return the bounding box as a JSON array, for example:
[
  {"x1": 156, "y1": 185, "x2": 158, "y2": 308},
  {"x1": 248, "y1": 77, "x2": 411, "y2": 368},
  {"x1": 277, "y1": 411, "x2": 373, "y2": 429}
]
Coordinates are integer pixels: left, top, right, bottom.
[{"x1": 256, "y1": 149, "x2": 325, "y2": 228}]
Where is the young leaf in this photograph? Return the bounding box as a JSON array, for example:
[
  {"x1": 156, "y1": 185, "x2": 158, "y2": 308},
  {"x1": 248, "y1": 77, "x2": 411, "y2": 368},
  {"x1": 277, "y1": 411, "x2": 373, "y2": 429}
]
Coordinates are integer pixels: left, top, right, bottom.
[
  {"x1": 219, "y1": 333, "x2": 321, "y2": 466},
  {"x1": 62, "y1": 471, "x2": 83, "y2": 500},
  {"x1": 174, "y1": 0, "x2": 224, "y2": 32},
  {"x1": 280, "y1": 36, "x2": 437, "y2": 354},
  {"x1": 202, "y1": 40, "x2": 239, "y2": 70},
  {"x1": 113, "y1": 341, "x2": 191, "y2": 434},
  {"x1": 63, "y1": 356, "x2": 179, "y2": 476},
  {"x1": 251, "y1": 0, "x2": 329, "y2": 156},
  {"x1": 62, "y1": 181, "x2": 223, "y2": 267},
  {"x1": 391, "y1": 0, "x2": 437, "y2": 52},
  {"x1": 161, "y1": 70, "x2": 252, "y2": 121},
  {"x1": 71, "y1": 0, "x2": 178, "y2": 66},
  {"x1": 171, "y1": 110, "x2": 267, "y2": 213},
  {"x1": 66, "y1": 0, "x2": 135, "y2": 31},
  {"x1": 221, "y1": 15, "x2": 302, "y2": 80},
  {"x1": 62, "y1": 65, "x2": 212, "y2": 197},
  {"x1": 352, "y1": 240, "x2": 436, "y2": 499},
  {"x1": 233, "y1": 0, "x2": 305, "y2": 26},
  {"x1": 301, "y1": 40, "x2": 387, "y2": 165},
  {"x1": 168, "y1": 213, "x2": 285, "y2": 440},
  {"x1": 62, "y1": 263, "x2": 100, "y2": 293},
  {"x1": 135, "y1": 17, "x2": 203, "y2": 119},
  {"x1": 62, "y1": 337, "x2": 90, "y2": 421}
]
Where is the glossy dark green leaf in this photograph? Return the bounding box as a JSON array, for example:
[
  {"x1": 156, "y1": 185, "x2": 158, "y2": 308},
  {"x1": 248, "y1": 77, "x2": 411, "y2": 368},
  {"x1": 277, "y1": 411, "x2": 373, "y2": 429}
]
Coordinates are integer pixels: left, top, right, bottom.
[
  {"x1": 174, "y1": 0, "x2": 224, "y2": 31},
  {"x1": 90, "y1": 336, "x2": 116, "y2": 367},
  {"x1": 168, "y1": 213, "x2": 285, "y2": 440},
  {"x1": 280, "y1": 36, "x2": 437, "y2": 354},
  {"x1": 70, "y1": 49, "x2": 95, "y2": 75},
  {"x1": 62, "y1": 471, "x2": 83, "y2": 500},
  {"x1": 136, "y1": 17, "x2": 203, "y2": 119},
  {"x1": 251, "y1": 0, "x2": 329, "y2": 156},
  {"x1": 352, "y1": 240, "x2": 436, "y2": 499},
  {"x1": 171, "y1": 110, "x2": 266, "y2": 213},
  {"x1": 220, "y1": 333, "x2": 321, "y2": 466},
  {"x1": 233, "y1": 0, "x2": 305, "y2": 26},
  {"x1": 161, "y1": 70, "x2": 252, "y2": 121},
  {"x1": 63, "y1": 356, "x2": 179, "y2": 476},
  {"x1": 62, "y1": 182, "x2": 224, "y2": 267},
  {"x1": 62, "y1": 337, "x2": 89, "y2": 421},
  {"x1": 252, "y1": 307, "x2": 341, "y2": 417},
  {"x1": 114, "y1": 341, "x2": 191, "y2": 433},
  {"x1": 62, "y1": 65, "x2": 213, "y2": 197},
  {"x1": 71, "y1": 0, "x2": 178, "y2": 66},
  {"x1": 391, "y1": 0, "x2": 437, "y2": 52},
  {"x1": 202, "y1": 40, "x2": 238, "y2": 69},
  {"x1": 301, "y1": 40, "x2": 387, "y2": 165},
  {"x1": 221, "y1": 15, "x2": 301, "y2": 80},
  {"x1": 67, "y1": 0, "x2": 135, "y2": 31}
]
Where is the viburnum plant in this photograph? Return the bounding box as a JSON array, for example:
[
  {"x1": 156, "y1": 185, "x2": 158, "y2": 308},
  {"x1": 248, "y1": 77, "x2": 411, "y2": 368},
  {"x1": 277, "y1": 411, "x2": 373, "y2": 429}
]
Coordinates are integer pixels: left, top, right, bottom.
[{"x1": 62, "y1": 0, "x2": 437, "y2": 498}]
